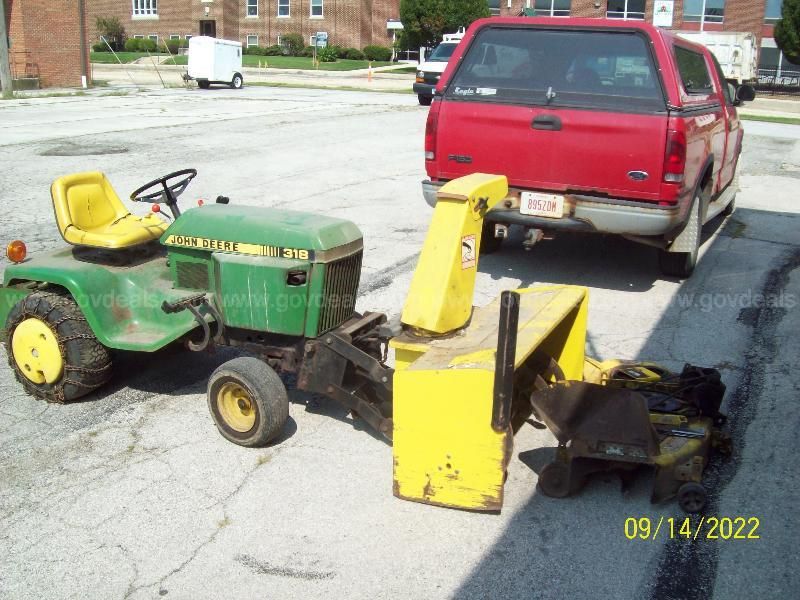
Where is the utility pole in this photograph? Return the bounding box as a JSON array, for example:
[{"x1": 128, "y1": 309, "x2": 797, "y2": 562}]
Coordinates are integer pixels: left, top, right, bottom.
[{"x1": 0, "y1": 0, "x2": 13, "y2": 98}]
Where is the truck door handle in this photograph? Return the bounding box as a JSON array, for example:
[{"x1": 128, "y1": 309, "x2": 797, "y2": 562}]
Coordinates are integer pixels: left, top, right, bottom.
[{"x1": 532, "y1": 115, "x2": 562, "y2": 131}]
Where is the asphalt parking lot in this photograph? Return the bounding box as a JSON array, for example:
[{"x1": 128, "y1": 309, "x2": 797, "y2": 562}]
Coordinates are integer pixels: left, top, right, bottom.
[{"x1": 0, "y1": 86, "x2": 798, "y2": 600}]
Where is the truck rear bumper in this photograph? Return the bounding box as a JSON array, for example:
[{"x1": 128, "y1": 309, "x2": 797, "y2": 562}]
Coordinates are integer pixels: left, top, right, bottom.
[
  {"x1": 421, "y1": 180, "x2": 684, "y2": 237},
  {"x1": 413, "y1": 83, "x2": 435, "y2": 96}
]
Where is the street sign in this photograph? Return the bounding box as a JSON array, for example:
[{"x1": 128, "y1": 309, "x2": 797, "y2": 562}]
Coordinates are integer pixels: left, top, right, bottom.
[{"x1": 315, "y1": 31, "x2": 328, "y2": 48}]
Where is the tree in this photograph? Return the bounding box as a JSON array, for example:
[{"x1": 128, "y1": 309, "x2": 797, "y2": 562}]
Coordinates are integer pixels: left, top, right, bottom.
[
  {"x1": 95, "y1": 16, "x2": 126, "y2": 51},
  {"x1": 400, "y1": 0, "x2": 490, "y2": 48},
  {"x1": 775, "y1": 0, "x2": 800, "y2": 65}
]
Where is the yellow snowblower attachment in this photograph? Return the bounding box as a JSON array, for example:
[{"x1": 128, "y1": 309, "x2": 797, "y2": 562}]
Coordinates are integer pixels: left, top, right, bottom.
[{"x1": 390, "y1": 174, "x2": 589, "y2": 511}]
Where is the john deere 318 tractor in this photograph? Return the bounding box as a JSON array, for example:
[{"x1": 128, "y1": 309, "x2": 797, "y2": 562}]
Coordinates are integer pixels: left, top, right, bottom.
[{"x1": 0, "y1": 170, "x2": 728, "y2": 513}]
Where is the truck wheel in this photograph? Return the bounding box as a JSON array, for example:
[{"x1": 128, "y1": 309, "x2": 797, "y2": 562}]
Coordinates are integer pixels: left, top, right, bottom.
[
  {"x1": 207, "y1": 357, "x2": 288, "y2": 447},
  {"x1": 198, "y1": 80, "x2": 210, "y2": 89},
  {"x1": 5, "y1": 291, "x2": 112, "y2": 403},
  {"x1": 231, "y1": 73, "x2": 243, "y2": 89},
  {"x1": 659, "y1": 192, "x2": 702, "y2": 279},
  {"x1": 418, "y1": 94, "x2": 432, "y2": 106},
  {"x1": 480, "y1": 220, "x2": 503, "y2": 255}
]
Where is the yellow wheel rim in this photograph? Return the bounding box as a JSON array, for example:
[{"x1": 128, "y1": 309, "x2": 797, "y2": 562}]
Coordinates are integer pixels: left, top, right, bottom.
[
  {"x1": 11, "y1": 317, "x2": 64, "y2": 385},
  {"x1": 217, "y1": 382, "x2": 257, "y2": 432}
]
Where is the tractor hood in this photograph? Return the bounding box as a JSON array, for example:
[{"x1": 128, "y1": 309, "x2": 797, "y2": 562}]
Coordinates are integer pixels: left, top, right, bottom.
[{"x1": 161, "y1": 205, "x2": 363, "y2": 261}]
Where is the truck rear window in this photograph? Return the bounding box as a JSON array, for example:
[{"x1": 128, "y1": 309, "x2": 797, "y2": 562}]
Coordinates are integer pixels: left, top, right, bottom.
[{"x1": 445, "y1": 27, "x2": 665, "y2": 112}]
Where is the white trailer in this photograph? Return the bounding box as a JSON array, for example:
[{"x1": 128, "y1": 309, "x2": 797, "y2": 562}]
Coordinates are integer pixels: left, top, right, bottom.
[
  {"x1": 676, "y1": 31, "x2": 757, "y2": 84},
  {"x1": 187, "y1": 36, "x2": 244, "y2": 89}
]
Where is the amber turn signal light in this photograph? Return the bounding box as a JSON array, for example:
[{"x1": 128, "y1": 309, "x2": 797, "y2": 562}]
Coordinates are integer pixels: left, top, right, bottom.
[{"x1": 6, "y1": 240, "x2": 27, "y2": 263}]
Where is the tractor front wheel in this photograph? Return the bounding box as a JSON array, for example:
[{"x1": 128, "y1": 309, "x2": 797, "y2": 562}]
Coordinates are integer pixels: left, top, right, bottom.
[
  {"x1": 5, "y1": 291, "x2": 112, "y2": 403},
  {"x1": 207, "y1": 357, "x2": 289, "y2": 447}
]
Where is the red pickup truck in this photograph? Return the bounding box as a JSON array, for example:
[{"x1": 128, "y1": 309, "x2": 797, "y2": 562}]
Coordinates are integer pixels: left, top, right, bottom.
[{"x1": 422, "y1": 18, "x2": 755, "y2": 277}]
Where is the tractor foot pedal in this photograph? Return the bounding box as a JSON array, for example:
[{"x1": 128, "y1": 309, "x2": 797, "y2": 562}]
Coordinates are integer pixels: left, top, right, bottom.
[
  {"x1": 162, "y1": 294, "x2": 207, "y2": 314},
  {"x1": 162, "y1": 294, "x2": 225, "y2": 351}
]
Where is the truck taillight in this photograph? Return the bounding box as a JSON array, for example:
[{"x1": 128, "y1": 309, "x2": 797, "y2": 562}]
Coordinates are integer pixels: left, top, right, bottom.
[
  {"x1": 663, "y1": 129, "x2": 686, "y2": 183},
  {"x1": 424, "y1": 99, "x2": 441, "y2": 161}
]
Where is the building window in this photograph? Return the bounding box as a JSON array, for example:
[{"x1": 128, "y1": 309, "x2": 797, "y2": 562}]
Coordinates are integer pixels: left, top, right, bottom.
[
  {"x1": 683, "y1": 0, "x2": 724, "y2": 25},
  {"x1": 247, "y1": 0, "x2": 258, "y2": 17},
  {"x1": 134, "y1": 34, "x2": 145, "y2": 39},
  {"x1": 169, "y1": 34, "x2": 180, "y2": 40},
  {"x1": 247, "y1": 34, "x2": 259, "y2": 47},
  {"x1": 310, "y1": 0, "x2": 323, "y2": 17},
  {"x1": 607, "y1": 0, "x2": 644, "y2": 20},
  {"x1": 185, "y1": 34, "x2": 193, "y2": 40},
  {"x1": 765, "y1": 0, "x2": 782, "y2": 24},
  {"x1": 132, "y1": 0, "x2": 158, "y2": 17},
  {"x1": 148, "y1": 34, "x2": 158, "y2": 42},
  {"x1": 487, "y1": 0, "x2": 500, "y2": 16},
  {"x1": 278, "y1": 0, "x2": 290, "y2": 17},
  {"x1": 534, "y1": 0, "x2": 571, "y2": 17}
]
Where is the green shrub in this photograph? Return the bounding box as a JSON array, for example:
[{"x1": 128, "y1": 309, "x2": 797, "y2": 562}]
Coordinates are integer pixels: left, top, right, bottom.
[
  {"x1": 363, "y1": 45, "x2": 392, "y2": 62},
  {"x1": 326, "y1": 45, "x2": 343, "y2": 59},
  {"x1": 140, "y1": 38, "x2": 157, "y2": 52},
  {"x1": 317, "y1": 47, "x2": 337, "y2": 63},
  {"x1": 264, "y1": 45, "x2": 283, "y2": 56},
  {"x1": 92, "y1": 42, "x2": 107, "y2": 52},
  {"x1": 342, "y1": 47, "x2": 366, "y2": 61},
  {"x1": 281, "y1": 33, "x2": 304, "y2": 56},
  {"x1": 95, "y1": 16, "x2": 126, "y2": 51},
  {"x1": 124, "y1": 38, "x2": 141, "y2": 52},
  {"x1": 299, "y1": 45, "x2": 314, "y2": 57},
  {"x1": 164, "y1": 39, "x2": 188, "y2": 54}
]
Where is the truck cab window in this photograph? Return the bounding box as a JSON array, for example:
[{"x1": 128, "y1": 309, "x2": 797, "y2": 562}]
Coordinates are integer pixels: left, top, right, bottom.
[{"x1": 674, "y1": 46, "x2": 713, "y2": 94}]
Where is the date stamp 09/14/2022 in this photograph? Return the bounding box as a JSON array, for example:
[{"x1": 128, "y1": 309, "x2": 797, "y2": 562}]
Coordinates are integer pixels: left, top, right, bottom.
[{"x1": 624, "y1": 516, "x2": 761, "y2": 541}]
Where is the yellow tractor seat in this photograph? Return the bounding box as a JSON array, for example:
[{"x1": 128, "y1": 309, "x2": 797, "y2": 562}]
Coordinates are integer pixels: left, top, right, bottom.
[{"x1": 51, "y1": 171, "x2": 168, "y2": 250}]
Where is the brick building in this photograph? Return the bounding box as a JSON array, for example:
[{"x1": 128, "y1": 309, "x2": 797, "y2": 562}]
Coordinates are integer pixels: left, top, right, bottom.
[
  {"x1": 4, "y1": 0, "x2": 90, "y2": 88},
  {"x1": 497, "y1": 1, "x2": 792, "y2": 74},
  {"x1": 86, "y1": 0, "x2": 400, "y2": 51}
]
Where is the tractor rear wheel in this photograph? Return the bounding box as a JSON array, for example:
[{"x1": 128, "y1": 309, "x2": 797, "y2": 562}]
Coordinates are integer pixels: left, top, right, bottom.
[
  {"x1": 207, "y1": 357, "x2": 289, "y2": 447},
  {"x1": 5, "y1": 291, "x2": 112, "y2": 403}
]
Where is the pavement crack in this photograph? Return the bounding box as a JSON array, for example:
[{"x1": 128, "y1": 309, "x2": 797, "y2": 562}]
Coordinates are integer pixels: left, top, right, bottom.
[{"x1": 644, "y1": 246, "x2": 800, "y2": 600}]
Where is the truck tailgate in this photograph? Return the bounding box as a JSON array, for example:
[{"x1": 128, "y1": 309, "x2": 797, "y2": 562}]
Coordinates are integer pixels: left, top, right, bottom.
[{"x1": 435, "y1": 102, "x2": 667, "y2": 200}]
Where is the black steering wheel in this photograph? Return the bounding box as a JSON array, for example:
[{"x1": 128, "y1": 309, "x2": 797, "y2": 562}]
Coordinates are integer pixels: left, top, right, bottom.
[{"x1": 130, "y1": 168, "x2": 198, "y2": 219}]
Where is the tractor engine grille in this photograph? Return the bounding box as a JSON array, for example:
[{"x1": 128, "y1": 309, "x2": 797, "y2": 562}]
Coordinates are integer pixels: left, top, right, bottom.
[
  {"x1": 176, "y1": 261, "x2": 210, "y2": 290},
  {"x1": 318, "y1": 250, "x2": 362, "y2": 334}
]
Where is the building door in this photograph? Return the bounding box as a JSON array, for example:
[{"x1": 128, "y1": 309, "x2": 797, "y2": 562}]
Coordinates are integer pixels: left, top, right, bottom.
[{"x1": 200, "y1": 20, "x2": 216, "y2": 38}]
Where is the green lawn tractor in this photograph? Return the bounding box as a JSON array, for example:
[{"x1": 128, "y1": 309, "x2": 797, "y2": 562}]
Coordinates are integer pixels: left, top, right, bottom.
[{"x1": 0, "y1": 169, "x2": 394, "y2": 446}]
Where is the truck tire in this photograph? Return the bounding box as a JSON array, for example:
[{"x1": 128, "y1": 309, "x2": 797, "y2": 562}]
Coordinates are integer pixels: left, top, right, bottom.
[
  {"x1": 659, "y1": 192, "x2": 703, "y2": 279},
  {"x1": 231, "y1": 73, "x2": 243, "y2": 89},
  {"x1": 207, "y1": 357, "x2": 289, "y2": 447},
  {"x1": 198, "y1": 80, "x2": 210, "y2": 89},
  {"x1": 5, "y1": 291, "x2": 112, "y2": 403},
  {"x1": 723, "y1": 164, "x2": 739, "y2": 216},
  {"x1": 418, "y1": 94, "x2": 432, "y2": 106}
]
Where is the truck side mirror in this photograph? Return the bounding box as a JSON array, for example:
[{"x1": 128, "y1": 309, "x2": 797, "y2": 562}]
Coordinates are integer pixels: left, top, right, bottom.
[{"x1": 735, "y1": 83, "x2": 756, "y2": 105}]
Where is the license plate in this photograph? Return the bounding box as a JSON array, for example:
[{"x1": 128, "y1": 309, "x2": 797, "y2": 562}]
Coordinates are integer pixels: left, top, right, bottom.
[{"x1": 520, "y1": 192, "x2": 564, "y2": 219}]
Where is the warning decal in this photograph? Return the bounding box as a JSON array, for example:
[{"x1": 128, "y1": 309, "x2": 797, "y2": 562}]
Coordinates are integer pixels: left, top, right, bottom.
[{"x1": 461, "y1": 234, "x2": 476, "y2": 269}]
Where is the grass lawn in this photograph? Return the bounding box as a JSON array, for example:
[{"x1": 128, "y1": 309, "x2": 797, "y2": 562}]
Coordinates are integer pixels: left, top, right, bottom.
[
  {"x1": 91, "y1": 52, "x2": 392, "y2": 71},
  {"x1": 90, "y1": 52, "x2": 177, "y2": 64},
  {"x1": 739, "y1": 113, "x2": 800, "y2": 126}
]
